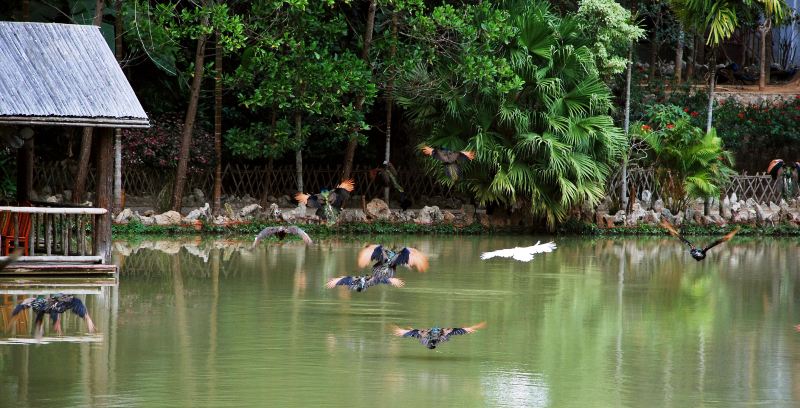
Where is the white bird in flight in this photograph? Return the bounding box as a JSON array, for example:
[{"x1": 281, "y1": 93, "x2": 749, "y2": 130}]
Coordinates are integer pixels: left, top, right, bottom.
[{"x1": 480, "y1": 241, "x2": 557, "y2": 262}]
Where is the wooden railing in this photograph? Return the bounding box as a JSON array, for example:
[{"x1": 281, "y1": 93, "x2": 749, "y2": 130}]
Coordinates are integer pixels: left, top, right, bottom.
[{"x1": 0, "y1": 206, "x2": 107, "y2": 262}]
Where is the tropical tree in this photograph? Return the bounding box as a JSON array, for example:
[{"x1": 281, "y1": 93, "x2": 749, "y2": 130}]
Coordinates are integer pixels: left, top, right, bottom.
[
  {"x1": 634, "y1": 104, "x2": 735, "y2": 213},
  {"x1": 227, "y1": 1, "x2": 375, "y2": 194},
  {"x1": 670, "y1": 0, "x2": 740, "y2": 132},
  {"x1": 396, "y1": 1, "x2": 635, "y2": 227}
]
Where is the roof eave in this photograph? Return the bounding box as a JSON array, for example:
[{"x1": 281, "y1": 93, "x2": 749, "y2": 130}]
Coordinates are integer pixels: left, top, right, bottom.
[{"x1": 0, "y1": 116, "x2": 149, "y2": 128}]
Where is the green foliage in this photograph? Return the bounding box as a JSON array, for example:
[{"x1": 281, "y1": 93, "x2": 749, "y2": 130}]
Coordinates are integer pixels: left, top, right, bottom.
[
  {"x1": 634, "y1": 104, "x2": 735, "y2": 212},
  {"x1": 226, "y1": 1, "x2": 377, "y2": 162},
  {"x1": 712, "y1": 96, "x2": 800, "y2": 151},
  {"x1": 397, "y1": 1, "x2": 628, "y2": 229},
  {"x1": 574, "y1": 0, "x2": 645, "y2": 76}
]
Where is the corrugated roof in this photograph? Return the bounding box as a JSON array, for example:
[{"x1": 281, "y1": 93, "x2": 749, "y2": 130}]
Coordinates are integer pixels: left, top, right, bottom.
[{"x1": 0, "y1": 22, "x2": 148, "y2": 128}]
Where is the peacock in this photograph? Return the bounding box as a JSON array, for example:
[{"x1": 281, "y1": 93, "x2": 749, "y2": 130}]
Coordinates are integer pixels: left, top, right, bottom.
[
  {"x1": 9, "y1": 293, "x2": 96, "y2": 336},
  {"x1": 392, "y1": 322, "x2": 486, "y2": 349},
  {"x1": 252, "y1": 225, "x2": 313, "y2": 247},
  {"x1": 357, "y1": 244, "x2": 429, "y2": 279},
  {"x1": 325, "y1": 274, "x2": 405, "y2": 292},
  {"x1": 421, "y1": 145, "x2": 475, "y2": 180},
  {"x1": 661, "y1": 219, "x2": 740, "y2": 261},
  {"x1": 767, "y1": 159, "x2": 800, "y2": 199},
  {"x1": 295, "y1": 179, "x2": 355, "y2": 222}
]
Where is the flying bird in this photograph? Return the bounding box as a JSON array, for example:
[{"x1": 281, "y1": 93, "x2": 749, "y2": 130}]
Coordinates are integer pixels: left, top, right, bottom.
[
  {"x1": 252, "y1": 225, "x2": 313, "y2": 247},
  {"x1": 325, "y1": 275, "x2": 405, "y2": 292},
  {"x1": 421, "y1": 145, "x2": 475, "y2": 180},
  {"x1": 392, "y1": 322, "x2": 486, "y2": 349},
  {"x1": 295, "y1": 179, "x2": 355, "y2": 221},
  {"x1": 9, "y1": 293, "x2": 95, "y2": 336},
  {"x1": 357, "y1": 244, "x2": 429, "y2": 279},
  {"x1": 480, "y1": 241, "x2": 557, "y2": 262},
  {"x1": 661, "y1": 219, "x2": 740, "y2": 261}
]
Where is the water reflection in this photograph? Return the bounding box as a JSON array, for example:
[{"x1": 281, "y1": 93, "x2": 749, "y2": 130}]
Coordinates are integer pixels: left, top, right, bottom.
[{"x1": 2, "y1": 235, "x2": 800, "y2": 407}]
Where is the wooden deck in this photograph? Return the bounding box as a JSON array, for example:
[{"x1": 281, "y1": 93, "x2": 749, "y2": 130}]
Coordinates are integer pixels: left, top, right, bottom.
[{"x1": 1, "y1": 205, "x2": 115, "y2": 276}]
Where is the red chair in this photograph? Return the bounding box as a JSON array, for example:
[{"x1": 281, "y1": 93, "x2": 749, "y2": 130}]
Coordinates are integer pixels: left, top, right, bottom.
[{"x1": 2, "y1": 211, "x2": 31, "y2": 256}]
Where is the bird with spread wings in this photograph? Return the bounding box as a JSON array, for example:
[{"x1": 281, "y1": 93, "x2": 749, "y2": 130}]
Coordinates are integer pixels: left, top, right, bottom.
[
  {"x1": 480, "y1": 241, "x2": 557, "y2": 262},
  {"x1": 392, "y1": 322, "x2": 486, "y2": 349}
]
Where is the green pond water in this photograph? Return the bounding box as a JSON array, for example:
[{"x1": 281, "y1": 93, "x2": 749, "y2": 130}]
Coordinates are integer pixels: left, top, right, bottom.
[{"x1": 2, "y1": 235, "x2": 800, "y2": 407}]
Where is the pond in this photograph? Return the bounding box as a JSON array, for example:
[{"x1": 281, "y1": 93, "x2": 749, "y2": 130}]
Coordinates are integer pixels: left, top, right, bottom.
[{"x1": 2, "y1": 235, "x2": 800, "y2": 407}]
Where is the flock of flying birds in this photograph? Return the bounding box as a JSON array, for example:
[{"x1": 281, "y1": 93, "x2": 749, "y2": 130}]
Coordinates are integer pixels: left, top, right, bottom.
[{"x1": 2, "y1": 145, "x2": 755, "y2": 343}]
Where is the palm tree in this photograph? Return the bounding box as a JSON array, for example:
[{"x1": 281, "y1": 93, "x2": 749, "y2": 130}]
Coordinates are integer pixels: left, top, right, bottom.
[
  {"x1": 636, "y1": 105, "x2": 735, "y2": 213},
  {"x1": 398, "y1": 2, "x2": 628, "y2": 228},
  {"x1": 670, "y1": 0, "x2": 740, "y2": 132}
]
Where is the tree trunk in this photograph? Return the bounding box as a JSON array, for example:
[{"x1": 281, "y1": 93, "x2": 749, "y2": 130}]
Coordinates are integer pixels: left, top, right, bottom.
[
  {"x1": 383, "y1": 11, "x2": 398, "y2": 203},
  {"x1": 22, "y1": 0, "x2": 29, "y2": 20},
  {"x1": 171, "y1": 30, "x2": 209, "y2": 212},
  {"x1": 74, "y1": 1, "x2": 106, "y2": 204},
  {"x1": 765, "y1": 28, "x2": 773, "y2": 85},
  {"x1": 706, "y1": 51, "x2": 716, "y2": 133},
  {"x1": 294, "y1": 112, "x2": 303, "y2": 193},
  {"x1": 212, "y1": 32, "x2": 223, "y2": 215},
  {"x1": 758, "y1": 22, "x2": 770, "y2": 90},
  {"x1": 674, "y1": 26, "x2": 684, "y2": 84},
  {"x1": 686, "y1": 34, "x2": 695, "y2": 80},
  {"x1": 73, "y1": 127, "x2": 93, "y2": 204},
  {"x1": 113, "y1": 0, "x2": 124, "y2": 212},
  {"x1": 621, "y1": 46, "x2": 633, "y2": 211},
  {"x1": 341, "y1": 0, "x2": 377, "y2": 180}
]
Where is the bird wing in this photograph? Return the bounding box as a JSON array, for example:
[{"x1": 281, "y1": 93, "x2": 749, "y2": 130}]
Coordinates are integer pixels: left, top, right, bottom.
[
  {"x1": 421, "y1": 145, "x2": 435, "y2": 157},
  {"x1": 330, "y1": 189, "x2": 351, "y2": 209},
  {"x1": 660, "y1": 219, "x2": 695, "y2": 249},
  {"x1": 767, "y1": 159, "x2": 784, "y2": 180},
  {"x1": 392, "y1": 248, "x2": 429, "y2": 272},
  {"x1": 480, "y1": 248, "x2": 517, "y2": 260},
  {"x1": 285, "y1": 225, "x2": 313, "y2": 245},
  {"x1": 325, "y1": 276, "x2": 355, "y2": 289},
  {"x1": 358, "y1": 244, "x2": 386, "y2": 268},
  {"x1": 253, "y1": 226, "x2": 283, "y2": 247},
  {"x1": 702, "y1": 227, "x2": 740, "y2": 252},
  {"x1": 392, "y1": 325, "x2": 422, "y2": 338},
  {"x1": 0, "y1": 248, "x2": 21, "y2": 271},
  {"x1": 336, "y1": 179, "x2": 355, "y2": 193},
  {"x1": 10, "y1": 297, "x2": 37, "y2": 317},
  {"x1": 459, "y1": 150, "x2": 476, "y2": 161},
  {"x1": 67, "y1": 297, "x2": 89, "y2": 318},
  {"x1": 443, "y1": 322, "x2": 486, "y2": 339}
]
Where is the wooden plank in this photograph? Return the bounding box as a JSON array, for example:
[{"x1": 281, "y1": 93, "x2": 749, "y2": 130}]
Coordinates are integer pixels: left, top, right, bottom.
[
  {"x1": 45, "y1": 213, "x2": 51, "y2": 256},
  {"x1": 0, "y1": 256, "x2": 104, "y2": 263},
  {"x1": 0, "y1": 264, "x2": 117, "y2": 275},
  {"x1": 0, "y1": 206, "x2": 107, "y2": 215}
]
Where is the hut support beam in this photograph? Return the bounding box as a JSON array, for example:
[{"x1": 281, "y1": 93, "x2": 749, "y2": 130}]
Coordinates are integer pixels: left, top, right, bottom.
[{"x1": 94, "y1": 128, "x2": 113, "y2": 262}]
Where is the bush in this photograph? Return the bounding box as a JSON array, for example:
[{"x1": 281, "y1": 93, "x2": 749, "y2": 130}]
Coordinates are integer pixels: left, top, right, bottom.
[{"x1": 121, "y1": 112, "x2": 215, "y2": 172}]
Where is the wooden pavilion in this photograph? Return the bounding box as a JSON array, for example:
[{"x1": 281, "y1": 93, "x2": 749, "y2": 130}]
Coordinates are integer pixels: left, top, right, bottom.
[{"x1": 0, "y1": 22, "x2": 148, "y2": 274}]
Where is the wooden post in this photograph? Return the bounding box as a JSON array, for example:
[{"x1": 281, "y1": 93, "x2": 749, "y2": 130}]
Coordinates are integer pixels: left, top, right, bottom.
[{"x1": 94, "y1": 128, "x2": 114, "y2": 262}]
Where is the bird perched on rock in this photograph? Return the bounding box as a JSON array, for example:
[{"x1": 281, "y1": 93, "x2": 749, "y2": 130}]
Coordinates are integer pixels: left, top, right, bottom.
[
  {"x1": 369, "y1": 161, "x2": 412, "y2": 211},
  {"x1": 325, "y1": 275, "x2": 405, "y2": 292},
  {"x1": 661, "y1": 219, "x2": 740, "y2": 261},
  {"x1": 421, "y1": 145, "x2": 475, "y2": 180},
  {"x1": 357, "y1": 244, "x2": 429, "y2": 279},
  {"x1": 392, "y1": 322, "x2": 486, "y2": 349},
  {"x1": 295, "y1": 179, "x2": 355, "y2": 221},
  {"x1": 9, "y1": 293, "x2": 95, "y2": 336},
  {"x1": 480, "y1": 241, "x2": 557, "y2": 262},
  {"x1": 252, "y1": 225, "x2": 313, "y2": 247}
]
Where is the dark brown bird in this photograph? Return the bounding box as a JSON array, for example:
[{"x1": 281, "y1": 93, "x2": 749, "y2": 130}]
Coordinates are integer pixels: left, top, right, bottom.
[
  {"x1": 661, "y1": 219, "x2": 740, "y2": 261},
  {"x1": 392, "y1": 322, "x2": 486, "y2": 349},
  {"x1": 252, "y1": 225, "x2": 313, "y2": 247},
  {"x1": 325, "y1": 274, "x2": 405, "y2": 292},
  {"x1": 421, "y1": 145, "x2": 475, "y2": 180},
  {"x1": 357, "y1": 244, "x2": 429, "y2": 279}
]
